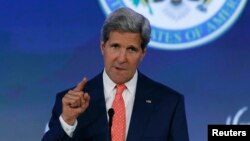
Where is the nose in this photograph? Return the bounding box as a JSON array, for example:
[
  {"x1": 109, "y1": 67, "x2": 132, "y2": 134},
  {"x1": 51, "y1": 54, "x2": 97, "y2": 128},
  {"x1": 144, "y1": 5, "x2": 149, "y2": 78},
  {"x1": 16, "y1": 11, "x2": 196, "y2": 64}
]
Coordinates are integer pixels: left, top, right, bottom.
[{"x1": 117, "y1": 49, "x2": 127, "y2": 63}]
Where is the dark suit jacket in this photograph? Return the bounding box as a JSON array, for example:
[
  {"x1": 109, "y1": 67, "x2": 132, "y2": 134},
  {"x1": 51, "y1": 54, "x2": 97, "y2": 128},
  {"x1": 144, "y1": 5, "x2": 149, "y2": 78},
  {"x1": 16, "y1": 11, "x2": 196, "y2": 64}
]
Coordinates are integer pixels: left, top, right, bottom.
[{"x1": 42, "y1": 72, "x2": 189, "y2": 141}]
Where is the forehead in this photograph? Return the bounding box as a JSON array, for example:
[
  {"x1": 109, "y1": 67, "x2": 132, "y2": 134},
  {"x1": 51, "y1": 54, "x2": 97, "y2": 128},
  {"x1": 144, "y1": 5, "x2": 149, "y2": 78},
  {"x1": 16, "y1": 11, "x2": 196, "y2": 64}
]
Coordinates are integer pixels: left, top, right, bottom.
[{"x1": 108, "y1": 31, "x2": 142, "y2": 45}]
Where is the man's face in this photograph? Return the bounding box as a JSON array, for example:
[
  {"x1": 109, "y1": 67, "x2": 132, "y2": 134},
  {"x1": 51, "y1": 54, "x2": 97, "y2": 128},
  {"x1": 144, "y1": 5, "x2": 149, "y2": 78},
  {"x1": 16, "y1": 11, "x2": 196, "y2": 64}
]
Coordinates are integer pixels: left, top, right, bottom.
[{"x1": 101, "y1": 31, "x2": 146, "y2": 84}]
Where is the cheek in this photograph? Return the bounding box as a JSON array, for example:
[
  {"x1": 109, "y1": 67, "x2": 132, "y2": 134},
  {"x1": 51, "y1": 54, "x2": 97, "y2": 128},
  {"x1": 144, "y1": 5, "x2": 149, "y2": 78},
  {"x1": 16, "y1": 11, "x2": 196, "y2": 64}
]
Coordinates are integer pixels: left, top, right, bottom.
[
  {"x1": 103, "y1": 52, "x2": 115, "y2": 65},
  {"x1": 130, "y1": 57, "x2": 142, "y2": 68}
]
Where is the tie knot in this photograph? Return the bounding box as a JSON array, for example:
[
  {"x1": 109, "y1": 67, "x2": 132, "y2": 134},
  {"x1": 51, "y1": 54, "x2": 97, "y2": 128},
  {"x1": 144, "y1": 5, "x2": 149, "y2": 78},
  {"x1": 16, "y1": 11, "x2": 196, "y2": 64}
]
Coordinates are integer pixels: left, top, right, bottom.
[{"x1": 116, "y1": 84, "x2": 126, "y2": 96}]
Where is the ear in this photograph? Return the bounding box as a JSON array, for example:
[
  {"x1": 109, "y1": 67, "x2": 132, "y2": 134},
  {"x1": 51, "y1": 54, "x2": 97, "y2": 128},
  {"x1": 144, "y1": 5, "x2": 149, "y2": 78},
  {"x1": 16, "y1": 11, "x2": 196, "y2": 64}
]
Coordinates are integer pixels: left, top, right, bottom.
[
  {"x1": 100, "y1": 41, "x2": 105, "y2": 55},
  {"x1": 140, "y1": 48, "x2": 147, "y2": 61}
]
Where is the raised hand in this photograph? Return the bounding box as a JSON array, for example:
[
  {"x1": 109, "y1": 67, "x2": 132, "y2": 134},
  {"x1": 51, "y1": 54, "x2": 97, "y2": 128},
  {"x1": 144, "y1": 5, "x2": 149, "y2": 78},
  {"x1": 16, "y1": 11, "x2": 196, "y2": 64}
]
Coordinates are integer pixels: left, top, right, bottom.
[{"x1": 61, "y1": 78, "x2": 90, "y2": 125}]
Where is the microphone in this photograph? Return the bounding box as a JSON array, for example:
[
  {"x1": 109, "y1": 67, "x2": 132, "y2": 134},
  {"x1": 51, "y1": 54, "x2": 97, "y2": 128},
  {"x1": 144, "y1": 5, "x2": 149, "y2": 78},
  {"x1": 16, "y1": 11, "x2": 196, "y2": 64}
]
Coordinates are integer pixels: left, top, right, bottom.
[{"x1": 108, "y1": 108, "x2": 115, "y2": 140}]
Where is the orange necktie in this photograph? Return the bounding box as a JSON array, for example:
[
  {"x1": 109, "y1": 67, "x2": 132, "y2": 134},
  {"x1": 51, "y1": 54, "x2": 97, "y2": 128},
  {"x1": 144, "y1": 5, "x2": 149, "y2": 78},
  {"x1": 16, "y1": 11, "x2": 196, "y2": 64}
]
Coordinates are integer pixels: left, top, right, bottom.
[{"x1": 111, "y1": 84, "x2": 126, "y2": 141}]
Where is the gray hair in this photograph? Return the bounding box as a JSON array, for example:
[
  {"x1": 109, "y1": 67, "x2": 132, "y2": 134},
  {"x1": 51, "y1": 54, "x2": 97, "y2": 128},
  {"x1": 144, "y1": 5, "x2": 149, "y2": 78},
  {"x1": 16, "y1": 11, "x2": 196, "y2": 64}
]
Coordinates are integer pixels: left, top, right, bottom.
[{"x1": 101, "y1": 7, "x2": 151, "y2": 50}]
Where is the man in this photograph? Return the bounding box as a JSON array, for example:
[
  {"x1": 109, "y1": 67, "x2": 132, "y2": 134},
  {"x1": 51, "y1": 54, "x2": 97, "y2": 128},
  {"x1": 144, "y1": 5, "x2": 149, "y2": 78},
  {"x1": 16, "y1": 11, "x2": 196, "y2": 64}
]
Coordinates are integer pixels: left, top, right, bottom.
[{"x1": 42, "y1": 7, "x2": 189, "y2": 141}]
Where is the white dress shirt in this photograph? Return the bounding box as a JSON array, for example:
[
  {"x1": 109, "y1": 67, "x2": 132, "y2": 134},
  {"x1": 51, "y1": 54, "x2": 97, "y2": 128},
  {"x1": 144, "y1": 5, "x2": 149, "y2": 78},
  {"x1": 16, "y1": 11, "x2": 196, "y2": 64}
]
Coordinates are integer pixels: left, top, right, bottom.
[{"x1": 59, "y1": 70, "x2": 137, "y2": 139}]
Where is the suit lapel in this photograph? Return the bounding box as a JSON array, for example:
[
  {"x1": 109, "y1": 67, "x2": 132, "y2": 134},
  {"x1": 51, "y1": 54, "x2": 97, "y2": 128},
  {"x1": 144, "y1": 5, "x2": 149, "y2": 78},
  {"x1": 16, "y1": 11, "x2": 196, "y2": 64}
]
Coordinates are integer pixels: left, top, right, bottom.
[
  {"x1": 126, "y1": 73, "x2": 155, "y2": 141},
  {"x1": 88, "y1": 73, "x2": 111, "y2": 141}
]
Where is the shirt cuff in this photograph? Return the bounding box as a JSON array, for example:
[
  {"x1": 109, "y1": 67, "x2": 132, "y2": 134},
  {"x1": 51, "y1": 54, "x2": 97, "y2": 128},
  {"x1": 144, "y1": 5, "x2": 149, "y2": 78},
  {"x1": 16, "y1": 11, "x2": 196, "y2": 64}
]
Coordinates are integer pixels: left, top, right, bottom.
[{"x1": 59, "y1": 115, "x2": 78, "y2": 137}]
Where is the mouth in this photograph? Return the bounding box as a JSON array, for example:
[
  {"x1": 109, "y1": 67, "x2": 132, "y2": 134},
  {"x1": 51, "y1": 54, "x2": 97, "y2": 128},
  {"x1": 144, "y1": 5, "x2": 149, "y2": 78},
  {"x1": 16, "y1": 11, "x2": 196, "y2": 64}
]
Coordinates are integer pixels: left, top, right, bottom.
[{"x1": 114, "y1": 66, "x2": 126, "y2": 71}]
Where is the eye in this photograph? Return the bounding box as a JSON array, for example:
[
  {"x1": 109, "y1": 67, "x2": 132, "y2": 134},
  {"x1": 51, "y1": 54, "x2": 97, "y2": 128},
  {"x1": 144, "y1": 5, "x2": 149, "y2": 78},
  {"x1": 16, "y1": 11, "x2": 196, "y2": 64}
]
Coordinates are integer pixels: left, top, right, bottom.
[
  {"x1": 110, "y1": 43, "x2": 120, "y2": 49},
  {"x1": 127, "y1": 46, "x2": 139, "y2": 53}
]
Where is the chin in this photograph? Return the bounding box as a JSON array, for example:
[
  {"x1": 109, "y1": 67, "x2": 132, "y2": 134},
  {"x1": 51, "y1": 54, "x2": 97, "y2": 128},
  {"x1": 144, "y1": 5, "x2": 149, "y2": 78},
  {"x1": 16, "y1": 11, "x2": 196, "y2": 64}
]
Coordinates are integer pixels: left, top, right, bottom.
[{"x1": 111, "y1": 76, "x2": 128, "y2": 84}]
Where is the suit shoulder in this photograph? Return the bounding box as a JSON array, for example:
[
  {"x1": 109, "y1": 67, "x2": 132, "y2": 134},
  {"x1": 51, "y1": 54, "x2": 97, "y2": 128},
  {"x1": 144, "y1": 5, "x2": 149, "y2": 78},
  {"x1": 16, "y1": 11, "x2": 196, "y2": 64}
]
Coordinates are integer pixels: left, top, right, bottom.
[{"x1": 139, "y1": 73, "x2": 184, "y2": 99}]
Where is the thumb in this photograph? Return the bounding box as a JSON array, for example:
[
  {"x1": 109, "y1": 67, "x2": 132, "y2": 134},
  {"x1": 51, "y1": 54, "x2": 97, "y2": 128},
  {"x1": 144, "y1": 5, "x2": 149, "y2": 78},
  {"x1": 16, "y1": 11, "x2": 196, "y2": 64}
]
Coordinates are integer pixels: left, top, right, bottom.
[{"x1": 73, "y1": 77, "x2": 87, "y2": 91}]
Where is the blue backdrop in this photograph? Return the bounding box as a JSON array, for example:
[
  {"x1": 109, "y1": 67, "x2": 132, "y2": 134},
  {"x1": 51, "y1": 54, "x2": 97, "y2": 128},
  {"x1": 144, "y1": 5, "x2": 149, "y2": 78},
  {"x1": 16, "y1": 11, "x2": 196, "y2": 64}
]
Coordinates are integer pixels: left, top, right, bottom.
[{"x1": 0, "y1": 1, "x2": 249, "y2": 141}]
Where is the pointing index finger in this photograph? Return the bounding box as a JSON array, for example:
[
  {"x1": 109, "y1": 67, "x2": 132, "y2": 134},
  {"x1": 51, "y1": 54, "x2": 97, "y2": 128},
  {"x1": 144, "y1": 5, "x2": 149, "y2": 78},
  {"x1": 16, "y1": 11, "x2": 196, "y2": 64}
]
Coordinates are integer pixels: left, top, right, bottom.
[{"x1": 73, "y1": 77, "x2": 87, "y2": 92}]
